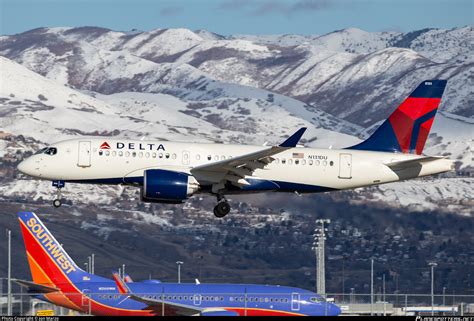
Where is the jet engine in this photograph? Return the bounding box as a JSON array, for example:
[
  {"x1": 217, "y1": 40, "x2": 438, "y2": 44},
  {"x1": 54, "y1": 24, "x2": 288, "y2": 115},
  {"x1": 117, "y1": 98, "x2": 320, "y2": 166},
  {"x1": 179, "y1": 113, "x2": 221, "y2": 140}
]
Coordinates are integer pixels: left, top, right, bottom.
[{"x1": 141, "y1": 169, "x2": 199, "y2": 203}]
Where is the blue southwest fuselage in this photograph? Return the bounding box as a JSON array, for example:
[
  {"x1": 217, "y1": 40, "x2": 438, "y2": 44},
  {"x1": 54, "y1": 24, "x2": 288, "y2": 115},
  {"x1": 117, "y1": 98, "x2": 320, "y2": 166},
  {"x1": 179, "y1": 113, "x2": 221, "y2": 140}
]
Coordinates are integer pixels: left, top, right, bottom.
[{"x1": 19, "y1": 211, "x2": 340, "y2": 316}]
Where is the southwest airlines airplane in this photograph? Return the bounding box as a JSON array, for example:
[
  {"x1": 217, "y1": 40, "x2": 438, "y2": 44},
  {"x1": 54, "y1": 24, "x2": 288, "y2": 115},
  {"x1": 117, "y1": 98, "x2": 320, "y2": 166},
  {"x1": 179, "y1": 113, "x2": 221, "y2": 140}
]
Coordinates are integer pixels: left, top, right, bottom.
[
  {"x1": 16, "y1": 211, "x2": 341, "y2": 316},
  {"x1": 18, "y1": 80, "x2": 453, "y2": 217}
]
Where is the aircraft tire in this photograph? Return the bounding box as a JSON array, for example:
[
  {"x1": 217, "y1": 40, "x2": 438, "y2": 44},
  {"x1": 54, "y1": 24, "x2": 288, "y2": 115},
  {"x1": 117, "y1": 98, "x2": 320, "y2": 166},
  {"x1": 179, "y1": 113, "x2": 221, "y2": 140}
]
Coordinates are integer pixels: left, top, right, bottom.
[
  {"x1": 213, "y1": 201, "x2": 230, "y2": 218},
  {"x1": 53, "y1": 199, "x2": 62, "y2": 208}
]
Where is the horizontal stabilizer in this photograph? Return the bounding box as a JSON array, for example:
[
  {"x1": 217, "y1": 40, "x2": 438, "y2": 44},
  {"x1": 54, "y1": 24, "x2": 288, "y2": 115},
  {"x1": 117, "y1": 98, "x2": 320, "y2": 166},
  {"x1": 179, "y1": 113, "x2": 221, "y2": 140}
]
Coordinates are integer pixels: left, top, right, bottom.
[
  {"x1": 14, "y1": 279, "x2": 59, "y2": 293},
  {"x1": 384, "y1": 156, "x2": 445, "y2": 170}
]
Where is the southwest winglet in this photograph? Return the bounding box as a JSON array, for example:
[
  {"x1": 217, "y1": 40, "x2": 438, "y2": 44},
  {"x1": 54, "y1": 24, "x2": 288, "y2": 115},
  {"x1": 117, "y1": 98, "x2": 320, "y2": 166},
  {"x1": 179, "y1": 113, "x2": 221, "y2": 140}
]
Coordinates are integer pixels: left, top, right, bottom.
[
  {"x1": 279, "y1": 127, "x2": 307, "y2": 148},
  {"x1": 112, "y1": 271, "x2": 130, "y2": 295}
]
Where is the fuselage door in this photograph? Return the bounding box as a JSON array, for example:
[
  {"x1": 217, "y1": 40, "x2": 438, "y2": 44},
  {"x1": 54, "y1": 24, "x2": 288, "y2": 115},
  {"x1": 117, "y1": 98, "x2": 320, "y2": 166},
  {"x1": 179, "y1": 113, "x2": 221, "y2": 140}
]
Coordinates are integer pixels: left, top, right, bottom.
[
  {"x1": 291, "y1": 292, "x2": 300, "y2": 311},
  {"x1": 193, "y1": 294, "x2": 202, "y2": 306},
  {"x1": 81, "y1": 289, "x2": 91, "y2": 312},
  {"x1": 338, "y1": 153, "x2": 352, "y2": 179},
  {"x1": 182, "y1": 150, "x2": 190, "y2": 165},
  {"x1": 78, "y1": 141, "x2": 92, "y2": 167}
]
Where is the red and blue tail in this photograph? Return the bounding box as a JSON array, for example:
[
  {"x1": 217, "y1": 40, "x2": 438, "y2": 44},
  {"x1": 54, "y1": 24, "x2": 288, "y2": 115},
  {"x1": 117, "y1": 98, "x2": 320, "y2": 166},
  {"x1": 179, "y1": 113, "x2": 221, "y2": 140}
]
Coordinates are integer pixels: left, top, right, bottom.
[{"x1": 349, "y1": 80, "x2": 447, "y2": 155}]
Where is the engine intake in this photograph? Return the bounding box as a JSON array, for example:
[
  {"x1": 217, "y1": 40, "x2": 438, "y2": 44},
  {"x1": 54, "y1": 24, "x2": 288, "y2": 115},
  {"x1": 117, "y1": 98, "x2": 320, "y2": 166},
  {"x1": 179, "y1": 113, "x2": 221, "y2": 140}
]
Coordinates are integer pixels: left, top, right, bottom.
[{"x1": 141, "y1": 169, "x2": 199, "y2": 203}]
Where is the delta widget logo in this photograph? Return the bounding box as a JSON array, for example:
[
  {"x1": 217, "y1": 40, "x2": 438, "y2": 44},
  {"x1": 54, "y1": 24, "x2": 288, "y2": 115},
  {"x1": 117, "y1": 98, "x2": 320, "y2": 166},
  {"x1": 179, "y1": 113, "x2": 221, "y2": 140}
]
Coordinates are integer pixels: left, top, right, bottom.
[{"x1": 99, "y1": 142, "x2": 111, "y2": 149}]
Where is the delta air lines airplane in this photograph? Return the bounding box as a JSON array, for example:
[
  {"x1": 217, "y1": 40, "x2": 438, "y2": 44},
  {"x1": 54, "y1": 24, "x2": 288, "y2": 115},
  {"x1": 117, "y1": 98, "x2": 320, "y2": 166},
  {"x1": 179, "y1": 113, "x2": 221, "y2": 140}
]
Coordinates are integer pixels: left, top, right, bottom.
[
  {"x1": 18, "y1": 80, "x2": 454, "y2": 217},
  {"x1": 16, "y1": 211, "x2": 341, "y2": 316}
]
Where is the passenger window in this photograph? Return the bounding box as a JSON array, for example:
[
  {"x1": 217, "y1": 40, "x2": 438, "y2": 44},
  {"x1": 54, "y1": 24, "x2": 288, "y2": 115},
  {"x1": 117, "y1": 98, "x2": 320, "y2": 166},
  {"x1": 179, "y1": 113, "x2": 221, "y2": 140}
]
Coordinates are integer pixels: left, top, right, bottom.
[
  {"x1": 152, "y1": 153, "x2": 156, "y2": 158},
  {"x1": 295, "y1": 160, "x2": 299, "y2": 165},
  {"x1": 159, "y1": 153, "x2": 163, "y2": 158},
  {"x1": 330, "y1": 161, "x2": 334, "y2": 166},
  {"x1": 105, "y1": 150, "x2": 110, "y2": 156},
  {"x1": 309, "y1": 160, "x2": 313, "y2": 165},
  {"x1": 302, "y1": 159, "x2": 306, "y2": 165},
  {"x1": 112, "y1": 151, "x2": 117, "y2": 156},
  {"x1": 138, "y1": 152, "x2": 143, "y2": 158},
  {"x1": 281, "y1": 159, "x2": 286, "y2": 164},
  {"x1": 125, "y1": 151, "x2": 130, "y2": 157},
  {"x1": 119, "y1": 151, "x2": 123, "y2": 157},
  {"x1": 172, "y1": 153, "x2": 177, "y2": 159},
  {"x1": 196, "y1": 154, "x2": 201, "y2": 160},
  {"x1": 214, "y1": 155, "x2": 219, "y2": 161},
  {"x1": 165, "y1": 153, "x2": 170, "y2": 159},
  {"x1": 316, "y1": 160, "x2": 320, "y2": 166},
  {"x1": 221, "y1": 155, "x2": 225, "y2": 160},
  {"x1": 145, "y1": 152, "x2": 150, "y2": 158},
  {"x1": 207, "y1": 155, "x2": 211, "y2": 161},
  {"x1": 323, "y1": 160, "x2": 327, "y2": 166},
  {"x1": 288, "y1": 159, "x2": 293, "y2": 165},
  {"x1": 99, "y1": 150, "x2": 103, "y2": 156}
]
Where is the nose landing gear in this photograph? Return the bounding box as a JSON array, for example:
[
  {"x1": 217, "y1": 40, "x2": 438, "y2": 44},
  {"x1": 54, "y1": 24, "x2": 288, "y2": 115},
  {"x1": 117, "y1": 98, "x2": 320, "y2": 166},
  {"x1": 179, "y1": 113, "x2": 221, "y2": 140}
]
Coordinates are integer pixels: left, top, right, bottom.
[
  {"x1": 213, "y1": 194, "x2": 231, "y2": 218},
  {"x1": 52, "y1": 180, "x2": 65, "y2": 208}
]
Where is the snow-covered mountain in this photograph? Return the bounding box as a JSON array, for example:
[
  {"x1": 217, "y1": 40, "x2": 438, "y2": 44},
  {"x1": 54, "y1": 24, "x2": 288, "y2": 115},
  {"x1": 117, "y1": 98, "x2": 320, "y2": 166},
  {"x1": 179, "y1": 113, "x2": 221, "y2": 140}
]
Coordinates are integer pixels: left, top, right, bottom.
[{"x1": 0, "y1": 26, "x2": 472, "y2": 215}]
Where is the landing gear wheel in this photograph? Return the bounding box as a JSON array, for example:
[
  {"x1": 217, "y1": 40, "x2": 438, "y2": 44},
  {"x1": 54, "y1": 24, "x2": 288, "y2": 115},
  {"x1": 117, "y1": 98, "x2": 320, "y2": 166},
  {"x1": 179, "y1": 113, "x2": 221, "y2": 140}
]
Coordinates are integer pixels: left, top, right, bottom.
[
  {"x1": 213, "y1": 201, "x2": 231, "y2": 218},
  {"x1": 52, "y1": 180, "x2": 64, "y2": 208},
  {"x1": 53, "y1": 199, "x2": 62, "y2": 208}
]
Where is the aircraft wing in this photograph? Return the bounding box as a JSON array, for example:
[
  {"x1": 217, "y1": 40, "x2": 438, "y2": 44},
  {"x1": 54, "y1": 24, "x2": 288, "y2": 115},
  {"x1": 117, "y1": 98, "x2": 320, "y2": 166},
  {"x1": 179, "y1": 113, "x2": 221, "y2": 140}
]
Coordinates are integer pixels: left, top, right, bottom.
[
  {"x1": 126, "y1": 293, "x2": 202, "y2": 316},
  {"x1": 14, "y1": 279, "x2": 60, "y2": 294},
  {"x1": 190, "y1": 128, "x2": 306, "y2": 187},
  {"x1": 112, "y1": 272, "x2": 202, "y2": 316},
  {"x1": 384, "y1": 156, "x2": 445, "y2": 170}
]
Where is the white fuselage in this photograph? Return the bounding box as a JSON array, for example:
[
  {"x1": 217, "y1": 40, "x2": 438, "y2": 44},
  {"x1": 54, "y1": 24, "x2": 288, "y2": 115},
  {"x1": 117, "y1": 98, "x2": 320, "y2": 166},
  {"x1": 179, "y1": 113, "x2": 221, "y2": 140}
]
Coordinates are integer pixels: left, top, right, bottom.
[{"x1": 18, "y1": 138, "x2": 454, "y2": 195}]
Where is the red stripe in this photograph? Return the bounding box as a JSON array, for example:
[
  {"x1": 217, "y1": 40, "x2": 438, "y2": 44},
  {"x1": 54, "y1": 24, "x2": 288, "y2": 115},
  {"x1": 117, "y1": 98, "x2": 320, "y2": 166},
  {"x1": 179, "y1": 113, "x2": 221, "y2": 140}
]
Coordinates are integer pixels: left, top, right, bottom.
[
  {"x1": 397, "y1": 97, "x2": 440, "y2": 119},
  {"x1": 415, "y1": 117, "x2": 434, "y2": 155},
  {"x1": 20, "y1": 220, "x2": 153, "y2": 316},
  {"x1": 225, "y1": 307, "x2": 305, "y2": 316},
  {"x1": 389, "y1": 109, "x2": 413, "y2": 153}
]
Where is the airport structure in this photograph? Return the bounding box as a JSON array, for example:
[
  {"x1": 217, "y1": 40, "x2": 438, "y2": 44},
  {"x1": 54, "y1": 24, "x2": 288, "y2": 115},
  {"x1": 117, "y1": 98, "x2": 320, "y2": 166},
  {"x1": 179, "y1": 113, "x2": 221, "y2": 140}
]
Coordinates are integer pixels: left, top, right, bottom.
[{"x1": 2, "y1": 212, "x2": 473, "y2": 316}]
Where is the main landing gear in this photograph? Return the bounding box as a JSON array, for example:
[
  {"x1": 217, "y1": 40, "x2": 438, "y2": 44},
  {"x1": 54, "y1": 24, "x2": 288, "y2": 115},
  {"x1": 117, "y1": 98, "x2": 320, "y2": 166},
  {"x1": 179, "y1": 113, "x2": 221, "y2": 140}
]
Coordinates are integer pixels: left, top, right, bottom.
[
  {"x1": 213, "y1": 194, "x2": 231, "y2": 218},
  {"x1": 52, "y1": 180, "x2": 65, "y2": 208}
]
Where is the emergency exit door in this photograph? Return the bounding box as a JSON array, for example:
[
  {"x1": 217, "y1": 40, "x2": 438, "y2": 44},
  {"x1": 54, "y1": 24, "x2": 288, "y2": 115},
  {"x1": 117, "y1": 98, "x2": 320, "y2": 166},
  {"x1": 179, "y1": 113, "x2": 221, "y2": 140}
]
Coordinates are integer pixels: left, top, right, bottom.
[
  {"x1": 77, "y1": 141, "x2": 91, "y2": 167},
  {"x1": 338, "y1": 153, "x2": 352, "y2": 179}
]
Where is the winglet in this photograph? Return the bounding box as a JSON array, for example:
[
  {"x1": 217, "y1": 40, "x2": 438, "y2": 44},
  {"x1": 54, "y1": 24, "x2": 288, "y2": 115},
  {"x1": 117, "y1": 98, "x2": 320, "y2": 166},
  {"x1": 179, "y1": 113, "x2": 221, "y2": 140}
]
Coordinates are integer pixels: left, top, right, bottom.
[
  {"x1": 279, "y1": 127, "x2": 307, "y2": 147},
  {"x1": 112, "y1": 271, "x2": 131, "y2": 295}
]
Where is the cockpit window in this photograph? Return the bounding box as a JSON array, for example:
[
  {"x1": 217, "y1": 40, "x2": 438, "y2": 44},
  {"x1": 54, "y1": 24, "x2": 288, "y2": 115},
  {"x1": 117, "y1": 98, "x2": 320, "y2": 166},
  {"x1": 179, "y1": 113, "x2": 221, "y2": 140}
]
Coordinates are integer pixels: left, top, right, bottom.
[
  {"x1": 46, "y1": 148, "x2": 57, "y2": 155},
  {"x1": 35, "y1": 148, "x2": 48, "y2": 155},
  {"x1": 310, "y1": 297, "x2": 326, "y2": 303},
  {"x1": 40, "y1": 147, "x2": 58, "y2": 156}
]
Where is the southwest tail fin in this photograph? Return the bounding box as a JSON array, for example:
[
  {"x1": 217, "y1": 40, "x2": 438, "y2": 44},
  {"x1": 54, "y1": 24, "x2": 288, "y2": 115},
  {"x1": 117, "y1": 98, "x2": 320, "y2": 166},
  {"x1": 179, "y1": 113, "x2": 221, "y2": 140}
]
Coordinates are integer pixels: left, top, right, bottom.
[
  {"x1": 349, "y1": 80, "x2": 447, "y2": 155},
  {"x1": 18, "y1": 212, "x2": 90, "y2": 286}
]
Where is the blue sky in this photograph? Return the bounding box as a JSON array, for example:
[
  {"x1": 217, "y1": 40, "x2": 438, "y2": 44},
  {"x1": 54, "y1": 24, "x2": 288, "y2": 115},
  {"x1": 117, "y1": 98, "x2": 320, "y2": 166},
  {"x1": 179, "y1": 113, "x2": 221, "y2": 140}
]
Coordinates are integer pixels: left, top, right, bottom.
[{"x1": 0, "y1": 0, "x2": 472, "y2": 36}]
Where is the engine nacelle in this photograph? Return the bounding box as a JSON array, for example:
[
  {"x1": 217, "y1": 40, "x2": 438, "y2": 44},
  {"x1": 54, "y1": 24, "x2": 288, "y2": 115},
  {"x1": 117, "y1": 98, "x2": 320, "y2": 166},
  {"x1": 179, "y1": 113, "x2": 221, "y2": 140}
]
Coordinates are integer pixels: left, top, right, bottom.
[{"x1": 141, "y1": 169, "x2": 199, "y2": 203}]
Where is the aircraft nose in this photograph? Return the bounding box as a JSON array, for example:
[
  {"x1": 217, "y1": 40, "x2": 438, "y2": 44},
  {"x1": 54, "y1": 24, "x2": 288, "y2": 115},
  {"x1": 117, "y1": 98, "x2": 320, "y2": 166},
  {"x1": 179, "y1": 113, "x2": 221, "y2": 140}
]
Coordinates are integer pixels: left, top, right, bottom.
[
  {"x1": 325, "y1": 303, "x2": 341, "y2": 316},
  {"x1": 18, "y1": 158, "x2": 36, "y2": 176}
]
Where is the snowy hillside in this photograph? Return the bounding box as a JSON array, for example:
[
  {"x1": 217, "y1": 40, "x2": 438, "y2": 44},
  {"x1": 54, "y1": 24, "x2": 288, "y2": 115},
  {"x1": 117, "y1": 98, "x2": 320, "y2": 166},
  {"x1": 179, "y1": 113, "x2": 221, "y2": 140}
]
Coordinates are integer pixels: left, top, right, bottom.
[{"x1": 0, "y1": 26, "x2": 472, "y2": 215}]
